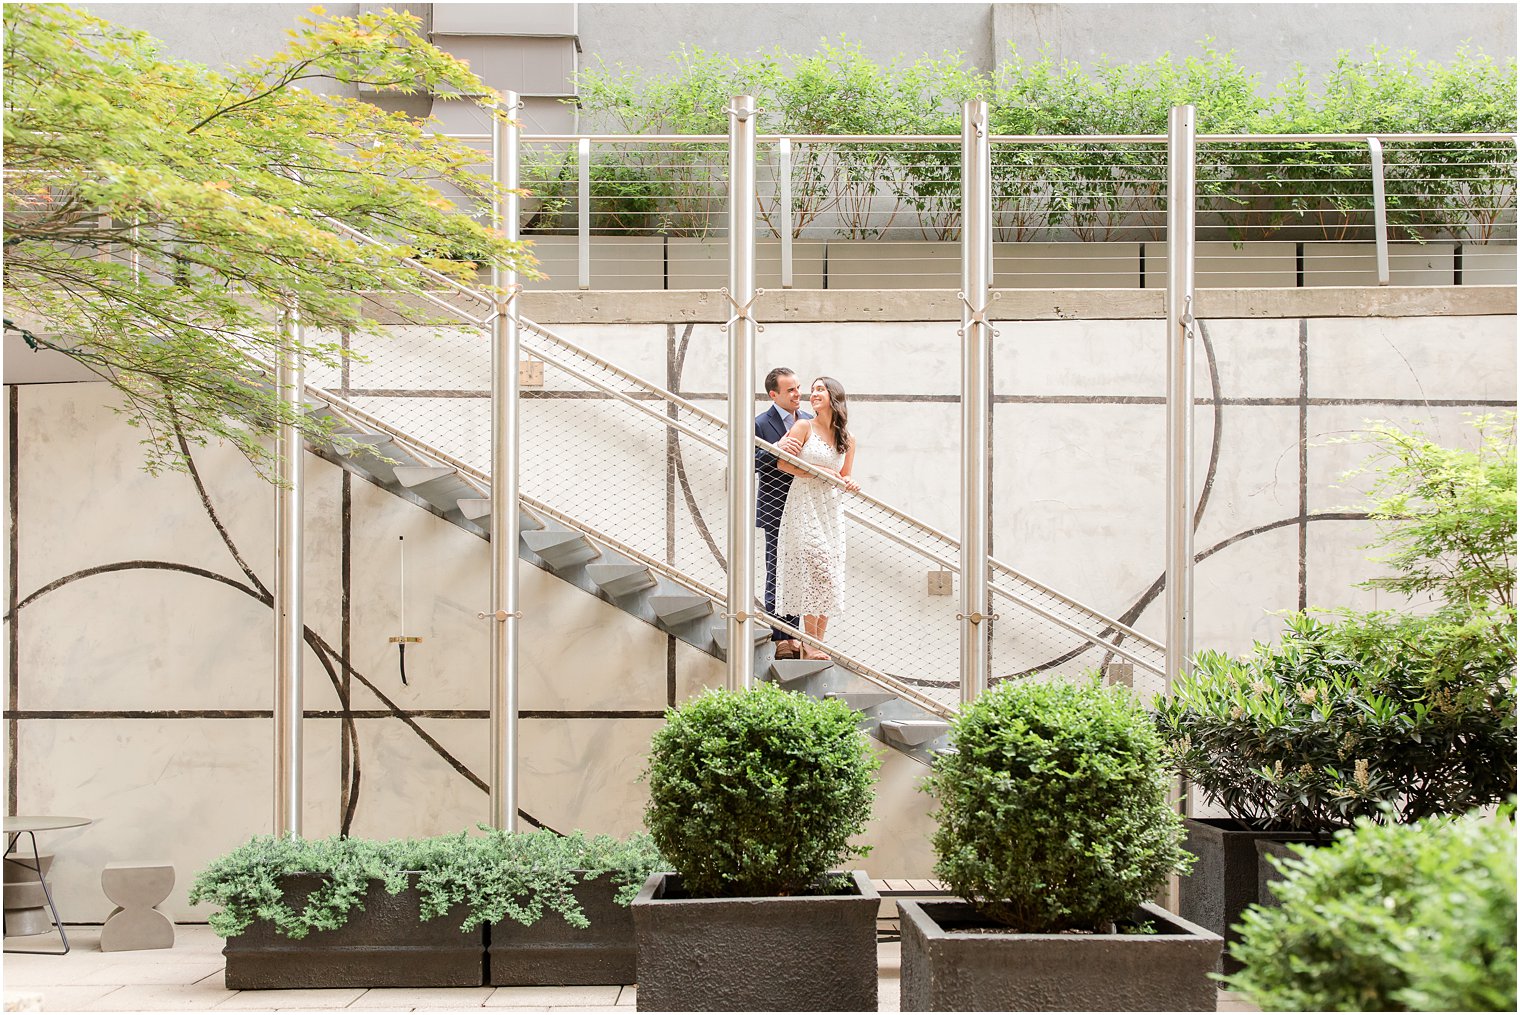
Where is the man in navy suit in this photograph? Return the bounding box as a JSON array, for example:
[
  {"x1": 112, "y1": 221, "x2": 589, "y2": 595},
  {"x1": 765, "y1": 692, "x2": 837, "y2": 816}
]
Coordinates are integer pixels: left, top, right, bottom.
[{"x1": 756, "y1": 366, "x2": 811, "y2": 658}]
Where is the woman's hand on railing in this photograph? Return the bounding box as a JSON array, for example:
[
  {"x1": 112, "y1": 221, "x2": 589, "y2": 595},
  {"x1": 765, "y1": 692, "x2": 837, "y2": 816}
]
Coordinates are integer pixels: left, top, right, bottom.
[{"x1": 843, "y1": 477, "x2": 861, "y2": 493}]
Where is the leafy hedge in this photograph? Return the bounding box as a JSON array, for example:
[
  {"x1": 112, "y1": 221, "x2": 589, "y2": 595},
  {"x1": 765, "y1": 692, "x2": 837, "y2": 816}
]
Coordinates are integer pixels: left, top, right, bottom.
[
  {"x1": 1156, "y1": 607, "x2": 1516, "y2": 834},
  {"x1": 1228, "y1": 810, "x2": 1517, "y2": 1011},
  {"x1": 188, "y1": 829, "x2": 662, "y2": 938},
  {"x1": 560, "y1": 40, "x2": 1516, "y2": 241}
]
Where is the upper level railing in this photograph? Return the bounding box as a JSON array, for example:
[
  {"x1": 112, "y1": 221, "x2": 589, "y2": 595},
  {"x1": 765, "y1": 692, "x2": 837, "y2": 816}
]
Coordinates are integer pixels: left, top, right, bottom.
[{"x1": 438, "y1": 131, "x2": 1518, "y2": 290}]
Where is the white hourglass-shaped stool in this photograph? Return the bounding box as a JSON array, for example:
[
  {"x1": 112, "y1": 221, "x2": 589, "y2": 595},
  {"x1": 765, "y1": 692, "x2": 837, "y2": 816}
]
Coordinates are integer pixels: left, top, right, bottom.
[{"x1": 100, "y1": 862, "x2": 176, "y2": 952}]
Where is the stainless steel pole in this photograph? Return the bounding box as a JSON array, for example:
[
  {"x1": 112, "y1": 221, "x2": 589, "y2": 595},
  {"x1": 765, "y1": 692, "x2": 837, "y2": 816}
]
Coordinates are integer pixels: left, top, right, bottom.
[
  {"x1": 959, "y1": 99, "x2": 992, "y2": 705},
  {"x1": 726, "y1": 94, "x2": 758, "y2": 692},
  {"x1": 1165, "y1": 105, "x2": 1198, "y2": 696},
  {"x1": 273, "y1": 308, "x2": 304, "y2": 837},
  {"x1": 489, "y1": 95, "x2": 522, "y2": 830}
]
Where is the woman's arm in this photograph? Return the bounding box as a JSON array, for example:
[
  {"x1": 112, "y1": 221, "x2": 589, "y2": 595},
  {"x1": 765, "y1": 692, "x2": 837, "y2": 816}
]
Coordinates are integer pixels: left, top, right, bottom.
[
  {"x1": 775, "y1": 421, "x2": 814, "y2": 477},
  {"x1": 839, "y1": 440, "x2": 860, "y2": 493}
]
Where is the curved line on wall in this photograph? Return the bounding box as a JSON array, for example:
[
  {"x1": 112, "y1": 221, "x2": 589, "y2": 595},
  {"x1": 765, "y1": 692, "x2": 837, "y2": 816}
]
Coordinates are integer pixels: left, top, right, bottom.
[
  {"x1": 173, "y1": 421, "x2": 361, "y2": 832},
  {"x1": 996, "y1": 511, "x2": 1373, "y2": 683},
  {"x1": 668, "y1": 323, "x2": 727, "y2": 570},
  {"x1": 6, "y1": 559, "x2": 553, "y2": 832}
]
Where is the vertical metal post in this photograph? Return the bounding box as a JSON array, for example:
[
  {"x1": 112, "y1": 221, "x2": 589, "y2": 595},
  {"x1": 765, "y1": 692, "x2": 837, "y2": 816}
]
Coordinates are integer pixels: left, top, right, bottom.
[
  {"x1": 1165, "y1": 105, "x2": 1197, "y2": 697},
  {"x1": 489, "y1": 95, "x2": 523, "y2": 831},
  {"x1": 578, "y1": 137, "x2": 591, "y2": 290},
  {"x1": 273, "y1": 308, "x2": 304, "y2": 837},
  {"x1": 959, "y1": 99, "x2": 992, "y2": 705},
  {"x1": 1368, "y1": 137, "x2": 1390, "y2": 285},
  {"x1": 726, "y1": 94, "x2": 758, "y2": 692},
  {"x1": 778, "y1": 137, "x2": 794, "y2": 289}
]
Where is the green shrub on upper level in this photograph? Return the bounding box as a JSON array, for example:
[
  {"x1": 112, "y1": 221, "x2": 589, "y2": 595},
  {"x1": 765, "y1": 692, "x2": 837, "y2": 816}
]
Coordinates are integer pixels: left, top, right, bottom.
[
  {"x1": 923, "y1": 677, "x2": 1192, "y2": 931},
  {"x1": 642, "y1": 683, "x2": 878, "y2": 897},
  {"x1": 564, "y1": 39, "x2": 1515, "y2": 241},
  {"x1": 1228, "y1": 810, "x2": 1517, "y2": 1011}
]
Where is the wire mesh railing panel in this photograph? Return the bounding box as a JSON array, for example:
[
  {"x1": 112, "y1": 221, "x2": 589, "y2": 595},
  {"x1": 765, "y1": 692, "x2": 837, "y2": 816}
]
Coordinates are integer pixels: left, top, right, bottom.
[
  {"x1": 334, "y1": 325, "x2": 493, "y2": 472},
  {"x1": 519, "y1": 320, "x2": 965, "y2": 713},
  {"x1": 988, "y1": 556, "x2": 1167, "y2": 702}
]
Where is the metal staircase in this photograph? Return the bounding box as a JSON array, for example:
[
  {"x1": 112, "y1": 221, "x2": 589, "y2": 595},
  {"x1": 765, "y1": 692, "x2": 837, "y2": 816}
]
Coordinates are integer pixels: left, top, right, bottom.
[{"x1": 285, "y1": 287, "x2": 1165, "y2": 766}]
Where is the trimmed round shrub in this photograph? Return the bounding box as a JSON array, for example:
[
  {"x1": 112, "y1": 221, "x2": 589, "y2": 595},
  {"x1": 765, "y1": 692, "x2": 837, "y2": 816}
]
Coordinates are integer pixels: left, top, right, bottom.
[
  {"x1": 924, "y1": 677, "x2": 1192, "y2": 931},
  {"x1": 1229, "y1": 810, "x2": 1517, "y2": 1012},
  {"x1": 643, "y1": 683, "x2": 879, "y2": 897}
]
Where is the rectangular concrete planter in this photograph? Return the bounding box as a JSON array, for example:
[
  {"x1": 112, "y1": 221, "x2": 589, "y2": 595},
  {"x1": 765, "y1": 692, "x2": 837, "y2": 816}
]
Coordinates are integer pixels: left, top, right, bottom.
[
  {"x1": 631, "y1": 869, "x2": 879, "y2": 1011},
  {"x1": 1178, "y1": 817, "x2": 1318, "y2": 974},
  {"x1": 899, "y1": 899, "x2": 1222, "y2": 1011},
  {"x1": 1255, "y1": 837, "x2": 1326, "y2": 909},
  {"x1": 488, "y1": 872, "x2": 636, "y2": 986},
  {"x1": 666, "y1": 238, "x2": 827, "y2": 290},
  {"x1": 1145, "y1": 240, "x2": 1298, "y2": 289},
  {"x1": 1303, "y1": 242, "x2": 1455, "y2": 286},
  {"x1": 222, "y1": 874, "x2": 482, "y2": 989},
  {"x1": 825, "y1": 240, "x2": 961, "y2": 290}
]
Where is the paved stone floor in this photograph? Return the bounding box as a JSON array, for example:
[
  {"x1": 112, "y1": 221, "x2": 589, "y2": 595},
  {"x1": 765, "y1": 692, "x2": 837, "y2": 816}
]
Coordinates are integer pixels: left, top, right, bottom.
[{"x1": 4, "y1": 926, "x2": 1258, "y2": 1012}]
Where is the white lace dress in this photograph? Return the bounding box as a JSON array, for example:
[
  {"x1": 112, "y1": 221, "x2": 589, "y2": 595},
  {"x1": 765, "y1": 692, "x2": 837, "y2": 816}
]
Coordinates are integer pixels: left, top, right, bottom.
[{"x1": 775, "y1": 432, "x2": 846, "y2": 617}]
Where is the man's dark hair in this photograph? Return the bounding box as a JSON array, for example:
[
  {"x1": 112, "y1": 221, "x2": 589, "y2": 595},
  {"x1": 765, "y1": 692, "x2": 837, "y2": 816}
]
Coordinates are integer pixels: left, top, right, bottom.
[{"x1": 764, "y1": 366, "x2": 796, "y2": 395}]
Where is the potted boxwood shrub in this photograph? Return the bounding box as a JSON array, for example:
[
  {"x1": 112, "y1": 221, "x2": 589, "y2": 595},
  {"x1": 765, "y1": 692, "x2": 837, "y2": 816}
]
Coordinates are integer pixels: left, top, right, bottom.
[
  {"x1": 1228, "y1": 807, "x2": 1517, "y2": 1012},
  {"x1": 901, "y1": 677, "x2": 1219, "y2": 1012},
  {"x1": 1155, "y1": 604, "x2": 1517, "y2": 972},
  {"x1": 632, "y1": 683, "x2": 881, "y2": 1012},
  {"x1": 190, "y1": 828, "x2": 660, "y2": 989}
]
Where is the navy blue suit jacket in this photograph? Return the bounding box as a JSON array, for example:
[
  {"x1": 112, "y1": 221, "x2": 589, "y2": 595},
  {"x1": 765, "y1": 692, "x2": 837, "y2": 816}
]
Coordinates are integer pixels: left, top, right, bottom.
[{"x1": 755, "y1": 403, "x2": 812, "y2": 529}]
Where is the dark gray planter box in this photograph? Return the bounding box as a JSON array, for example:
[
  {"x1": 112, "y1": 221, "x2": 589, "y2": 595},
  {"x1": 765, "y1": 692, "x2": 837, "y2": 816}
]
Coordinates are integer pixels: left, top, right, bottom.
[
  {"x1": 899, "y1": 899, "x2": 1222, "y2": 1011},
  {"x1": 222, "y1": 874, "x2": 482, "y2": 989},
  {"x1": 1256, "y1": 838, "x2": 1326, "y2": 909},
  {"x1": 631, "y1": 869, "x2": 879, "y2": 1011},
  {"x1": 1178, "y1": 817, "x2": 1318, "y2": 974},
  {"x1": 489, "y1": 872, "x2": 636, "y2": 986}
]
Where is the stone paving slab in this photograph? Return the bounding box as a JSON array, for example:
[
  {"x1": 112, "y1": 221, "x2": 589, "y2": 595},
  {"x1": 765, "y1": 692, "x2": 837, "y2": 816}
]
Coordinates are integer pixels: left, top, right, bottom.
[{"x1": 1, "y1": 925, "x2": 1258, "y2": 1012}]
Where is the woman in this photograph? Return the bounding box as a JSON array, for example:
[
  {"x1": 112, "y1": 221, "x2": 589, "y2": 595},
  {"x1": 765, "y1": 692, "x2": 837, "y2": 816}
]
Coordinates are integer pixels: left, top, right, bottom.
[{"x1": 774, "y1": 376, "x2": 860, "y2": 661}]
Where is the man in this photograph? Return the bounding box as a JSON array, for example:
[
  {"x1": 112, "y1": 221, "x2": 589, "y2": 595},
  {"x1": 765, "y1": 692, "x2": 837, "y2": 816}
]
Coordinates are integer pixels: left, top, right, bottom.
[{"x1": 756, "y1": 366, "x2": 811, "y2": 658}]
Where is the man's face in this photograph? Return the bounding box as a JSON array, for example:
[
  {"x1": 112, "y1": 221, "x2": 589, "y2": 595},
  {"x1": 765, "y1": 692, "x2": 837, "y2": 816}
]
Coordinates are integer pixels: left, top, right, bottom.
[{"x1": 769, "y1": 373, "x2": 802, "y2": 413}]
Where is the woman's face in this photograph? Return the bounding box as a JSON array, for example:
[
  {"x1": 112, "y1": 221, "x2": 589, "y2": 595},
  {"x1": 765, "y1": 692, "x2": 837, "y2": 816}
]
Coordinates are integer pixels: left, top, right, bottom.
[{"x1": 809, "y1": 380, "x2": 830, "y2": 412}]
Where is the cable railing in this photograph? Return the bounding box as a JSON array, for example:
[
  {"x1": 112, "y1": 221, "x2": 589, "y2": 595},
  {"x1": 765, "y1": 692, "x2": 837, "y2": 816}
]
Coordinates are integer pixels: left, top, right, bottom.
[{"x1": 440, "y1": 132, "x2": 1515, "y2": 290}]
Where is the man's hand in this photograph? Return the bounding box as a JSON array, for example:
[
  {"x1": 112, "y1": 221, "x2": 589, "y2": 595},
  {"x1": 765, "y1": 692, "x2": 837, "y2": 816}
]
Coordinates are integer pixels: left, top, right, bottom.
[{"x1": 779, "y1": 436, "x2": 804, "y2": 456}]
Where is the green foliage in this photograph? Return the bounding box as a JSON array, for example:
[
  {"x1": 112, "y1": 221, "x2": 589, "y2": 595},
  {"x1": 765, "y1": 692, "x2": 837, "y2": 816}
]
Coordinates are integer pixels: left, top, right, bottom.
[
  {"x1": 1157, "y1": 609, "x2": 1517, "y2": 833},
  {"x1": 1341, "y1": 414, "x2": 1517, "y2": 610},
  {"x1": 642, "y1": 683, "x2": 878, "y2": 897},
  {"x1": 924, "y1": 678, "x2": 1192, "y2": 931},
  {"x1": 4, "y1": 3, "x2": 535, "y2": 477},
  {"x1": 1228, "y1": 810, "x2": 1517, "y2": 1012},
  {"x1": 569, "y1": 38, "x2": 1515, "y2": 242},
  {"x1": 188, "y1": 829, "x2": 662, "y2": 939}
]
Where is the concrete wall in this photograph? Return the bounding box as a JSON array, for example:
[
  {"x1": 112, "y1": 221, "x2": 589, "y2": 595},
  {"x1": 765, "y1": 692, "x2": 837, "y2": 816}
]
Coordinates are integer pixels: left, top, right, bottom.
[
  {"x1": 992, "y1": 3, "x2": 1515, "y2": 82},
  {"x1": 80, "y1": 3, "x2": 1515, "y2": 90},
  {"x1": 7, "y1": 303, "x2": 1513, "y2": 918}
]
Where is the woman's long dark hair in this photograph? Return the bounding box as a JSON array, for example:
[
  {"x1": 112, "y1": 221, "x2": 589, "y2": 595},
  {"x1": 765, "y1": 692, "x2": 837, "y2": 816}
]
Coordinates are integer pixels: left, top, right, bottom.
[{"x1": 814, "y1": 376, "x2": 852, "y2": 454}]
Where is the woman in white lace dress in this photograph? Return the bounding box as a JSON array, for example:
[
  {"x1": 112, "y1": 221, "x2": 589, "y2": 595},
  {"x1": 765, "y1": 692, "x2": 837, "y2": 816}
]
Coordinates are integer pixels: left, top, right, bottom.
[{"x1": 774, "y1": 377, "x2": 859, "y2": 661}]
